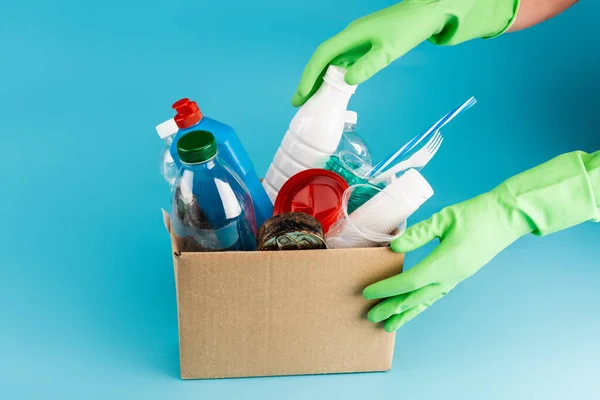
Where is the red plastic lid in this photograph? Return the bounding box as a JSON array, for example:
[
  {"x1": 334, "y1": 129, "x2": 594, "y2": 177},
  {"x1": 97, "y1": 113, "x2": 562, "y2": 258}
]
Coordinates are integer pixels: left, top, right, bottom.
[
  {"x1": 172, "y1": 98, "x2": 203, "y2": 129},
  {"x1": 274, "y1": 169, "x2": 349, "y2": 234}
]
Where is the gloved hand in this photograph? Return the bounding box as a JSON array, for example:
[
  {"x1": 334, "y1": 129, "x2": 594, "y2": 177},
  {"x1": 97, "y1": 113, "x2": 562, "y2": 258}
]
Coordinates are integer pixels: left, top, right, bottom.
[
  {"x1": 292, "y1": 0, "x2": 520, "y2": 107},
  {"x1": 363, "y1": 150, "x2": 600, "y2": 332}
]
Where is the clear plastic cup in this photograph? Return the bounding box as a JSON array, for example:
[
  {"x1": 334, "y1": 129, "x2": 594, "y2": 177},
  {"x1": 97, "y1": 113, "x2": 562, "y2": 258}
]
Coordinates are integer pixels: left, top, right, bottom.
[{"x1": 326, "y1": 183, "x2": 407, "y2": 249}]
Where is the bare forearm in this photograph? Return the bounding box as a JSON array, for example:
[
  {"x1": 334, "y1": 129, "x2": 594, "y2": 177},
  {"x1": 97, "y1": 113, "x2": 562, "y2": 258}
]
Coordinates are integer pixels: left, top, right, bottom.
[{"x1": 508, "y1": 0, "x2": 579, "y2": 31}]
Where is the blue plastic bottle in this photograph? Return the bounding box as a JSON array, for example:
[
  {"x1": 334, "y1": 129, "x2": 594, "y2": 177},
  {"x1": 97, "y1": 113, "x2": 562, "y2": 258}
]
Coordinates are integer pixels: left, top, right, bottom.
[{"x1": 169, "y1": 98, "x2": 273, "y2": 228}]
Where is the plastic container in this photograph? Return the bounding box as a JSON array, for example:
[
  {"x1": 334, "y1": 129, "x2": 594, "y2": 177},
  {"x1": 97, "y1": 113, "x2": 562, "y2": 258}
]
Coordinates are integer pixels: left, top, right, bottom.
[
  {"x1": 326, "y1": 169, "x2": 434, "y2": 249},
  {"x1": 171, "y1": 130, "x2": 257, "y2": 252},
  {"x1": 168, "y1": 98, "x2": 273, "y2": 228},
  {"x1": 273, "y1": 169, "x2": 348, "y2": 234},
  {"x1": 263, "y1": 66, "x2": 358, "y2": 203},
  {"x1": 324, "y1": 151, "x2": 385, "y2": 214},
  {"x1": 157, "y1": 118, "x2": 180, "y2": 189},
  {"x1": 256, "y1": 212, "x2": 327, "y2": 251},
  {"x1": 336, "y1": 111, "x2": 372, "y2": 164},
  {"x1": 325, "y1": 151, "x2": 376, "y2": 187},
  {"x1": 326, "y1": 185, "x2": 407, "y2": 249}
]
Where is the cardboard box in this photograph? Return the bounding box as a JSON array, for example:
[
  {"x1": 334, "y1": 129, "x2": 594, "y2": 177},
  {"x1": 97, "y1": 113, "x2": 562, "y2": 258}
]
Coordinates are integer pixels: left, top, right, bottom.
[{"x1": 163, "y1": 211, "x2": 403, "y2": 379}]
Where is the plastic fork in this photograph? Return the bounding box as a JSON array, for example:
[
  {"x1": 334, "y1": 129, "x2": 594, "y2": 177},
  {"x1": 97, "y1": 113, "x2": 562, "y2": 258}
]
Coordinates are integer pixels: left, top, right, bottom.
[
  {"x1": 367, "y1": 96, "x2": 477, "y2": 178},
  {"x1": 372, "y1": 131, "x2": 444, "y2": 184}
]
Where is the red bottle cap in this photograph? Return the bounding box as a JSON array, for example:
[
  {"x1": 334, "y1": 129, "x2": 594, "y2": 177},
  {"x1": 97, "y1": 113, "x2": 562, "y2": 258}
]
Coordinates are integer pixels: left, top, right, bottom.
[
  {"x1": 172, "y1": 98, "x2": 203, "y2": 128},
  {"x1": 172, "y1": 98, "x2": 190, "y2": 110},
  {"x1": 274, "y1": 169, "x2": 349, "y2": 234}
]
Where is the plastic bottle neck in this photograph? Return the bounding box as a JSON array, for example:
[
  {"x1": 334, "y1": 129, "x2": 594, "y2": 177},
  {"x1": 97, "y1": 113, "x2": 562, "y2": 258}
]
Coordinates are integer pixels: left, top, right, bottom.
[
  {"x1": 343, "y1": 122, "x2": 356, "y2": 132},
  {"x1": 323, "y1": 66, "x2": 357, "y2": 94},
  {"x1": 322, "y1": 78, "x2": 354, "y2": 98},
  {"x1": 182, "y1": 156, "x2": 218, "y2": 170},
  {"x1": 309, "y1": 66, "x2": 357, "y2": 105}
]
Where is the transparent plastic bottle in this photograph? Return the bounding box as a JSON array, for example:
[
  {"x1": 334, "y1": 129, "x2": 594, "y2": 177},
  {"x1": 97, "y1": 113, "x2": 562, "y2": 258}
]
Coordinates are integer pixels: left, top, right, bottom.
[
  {"x1": 156, "y1": 118, "x2": 180, "y2": 189},
  {"x1": 171, "y1": 130, "x2": 257, "y2": 252},
  {"x1": 337, "y1": 111, "x2": 372, "y2": 164}
]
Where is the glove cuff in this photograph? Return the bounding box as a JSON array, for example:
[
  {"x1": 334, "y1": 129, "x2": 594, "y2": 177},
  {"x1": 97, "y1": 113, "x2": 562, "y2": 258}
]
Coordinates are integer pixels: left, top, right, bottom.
[
  {"x1": 498, "y1": 151, "x2": 600, "y2": 237},
  {"x1": 481, "y1": 0, "x2": 521, "y2": 39},
  {"x1": 585, "y1": 151, "x2": 600, "y2": 217},
  {"x1": 428, "y1": 0, "x2": 520, "y2": 46}
]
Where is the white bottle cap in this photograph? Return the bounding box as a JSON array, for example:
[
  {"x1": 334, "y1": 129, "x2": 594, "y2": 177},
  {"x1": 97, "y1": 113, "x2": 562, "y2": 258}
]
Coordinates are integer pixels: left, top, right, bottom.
[
  {"x1": 324, "y1": 65, "x2": 357, "y2": 94},
  {"x1": 156, "y1": 118, "x2": 179, "y2": 139},
  {"x1": 384, "y1": 168, "x2": 434, "y2": 208},
  {"x1": 345, "y1": 110, "x2": 357, "y2": 125}
]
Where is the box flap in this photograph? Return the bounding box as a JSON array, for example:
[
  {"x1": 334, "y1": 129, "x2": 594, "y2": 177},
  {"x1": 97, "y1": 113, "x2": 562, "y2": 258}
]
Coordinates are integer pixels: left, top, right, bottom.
[{"x1": 161, "y1": 209, "x2": 181, "y2": 256}]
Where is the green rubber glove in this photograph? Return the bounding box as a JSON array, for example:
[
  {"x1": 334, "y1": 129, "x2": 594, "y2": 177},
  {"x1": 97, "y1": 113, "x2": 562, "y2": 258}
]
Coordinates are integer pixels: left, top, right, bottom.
[
  {"x1": 363, "y1": 150, "x2": 600, "y2": 332},
  {"x1": 292, "y1": 0, "x2": 520, "y2": 107}
]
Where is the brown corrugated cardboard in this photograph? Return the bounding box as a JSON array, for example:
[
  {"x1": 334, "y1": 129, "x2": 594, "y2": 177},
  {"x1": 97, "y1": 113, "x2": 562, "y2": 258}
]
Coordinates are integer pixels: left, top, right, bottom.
[{"x1": 163, "y1": 211, "x2": 403, "y2": 379}]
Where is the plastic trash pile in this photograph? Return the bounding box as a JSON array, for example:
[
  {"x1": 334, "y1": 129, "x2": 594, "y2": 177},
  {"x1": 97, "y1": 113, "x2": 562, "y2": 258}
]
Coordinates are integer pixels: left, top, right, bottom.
[{"x1": 158, "y1": 66, "x2": 476, "y2": 252}]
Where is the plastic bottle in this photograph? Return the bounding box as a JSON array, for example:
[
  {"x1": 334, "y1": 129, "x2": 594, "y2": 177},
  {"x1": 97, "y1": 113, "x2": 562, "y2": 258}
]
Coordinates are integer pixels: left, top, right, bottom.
[
  {"x1": 336, "y1": 111, "x2": 372, "y2": 164},
  {"x1": 263, "y1": 65, "x2": 358, "y2": 203},
  {"x1": 326, "y1": 169, "x2": 434, "y2": 249},
  {"x1": 168, "y1": 98, "x2": 273, "y2": 228},
  {"x1": 171, "y1": 130, "x2": 257, "y2": 252},
  {"x1": 156, "y1": 118, "x2": 180, "y2": 190}
]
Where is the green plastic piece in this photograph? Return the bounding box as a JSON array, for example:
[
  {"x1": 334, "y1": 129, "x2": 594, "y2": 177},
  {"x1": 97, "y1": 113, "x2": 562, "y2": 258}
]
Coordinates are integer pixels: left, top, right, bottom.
[
  {"x1": 324, "y1": 155, "x2": 370, "y2": 187},
  {"x1": 363, "y1": 150, "x2": 600, "y2": 332},
  {"x1": 177, "y1": 130, "x2": 218, "y2": 164},
  {"x1": 292, "y1": 0, "x2": 520, "y2": 107},
  {"x1": 324, "y1": 155, "x2": 385, "y2": 213}
]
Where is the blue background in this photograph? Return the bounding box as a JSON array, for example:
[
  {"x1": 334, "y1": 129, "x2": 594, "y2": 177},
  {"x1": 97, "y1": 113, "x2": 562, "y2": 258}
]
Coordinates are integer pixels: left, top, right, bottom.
[{"x1": 1, "y1": 0, "x2": 599, "y2": 398}]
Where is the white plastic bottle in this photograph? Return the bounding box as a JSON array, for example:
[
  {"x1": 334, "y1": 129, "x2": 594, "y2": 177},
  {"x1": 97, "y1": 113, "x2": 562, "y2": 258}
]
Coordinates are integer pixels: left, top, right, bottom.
[
  {"x1": 263, "y1": 65, "x2": 358, "y2": 203},
  {"x1": 156, "y1": 118, "x2": 180, "y2": 189}
]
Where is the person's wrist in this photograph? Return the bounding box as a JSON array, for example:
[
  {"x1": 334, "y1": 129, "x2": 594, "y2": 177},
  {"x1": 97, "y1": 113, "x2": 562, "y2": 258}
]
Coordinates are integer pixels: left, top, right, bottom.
[
  {"x1": 480, "y1": 0, "x2": 521, "y2": 39},
  {"x1": 497, "y1": 151, "x2": 600, "y2": 237},
  {"x1": 428, "y1": 0, "x2": 520, "y2": 45}
]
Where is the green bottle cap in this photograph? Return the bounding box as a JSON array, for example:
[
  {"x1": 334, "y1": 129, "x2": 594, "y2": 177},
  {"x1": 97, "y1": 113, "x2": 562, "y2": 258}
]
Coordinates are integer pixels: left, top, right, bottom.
[{"x1": 177, "y1": 130, "x2": 218, "y2": 164}]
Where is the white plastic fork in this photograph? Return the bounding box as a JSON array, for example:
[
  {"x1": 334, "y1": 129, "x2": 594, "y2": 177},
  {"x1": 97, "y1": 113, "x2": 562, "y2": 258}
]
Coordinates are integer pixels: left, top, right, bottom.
[
  {"x1": 367, "y1": 96, "x2": 476, "y2": 178},
  {"x1": 372, "y1": 131, "x2": 444, "y2": 184}
]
